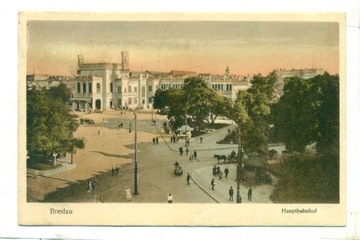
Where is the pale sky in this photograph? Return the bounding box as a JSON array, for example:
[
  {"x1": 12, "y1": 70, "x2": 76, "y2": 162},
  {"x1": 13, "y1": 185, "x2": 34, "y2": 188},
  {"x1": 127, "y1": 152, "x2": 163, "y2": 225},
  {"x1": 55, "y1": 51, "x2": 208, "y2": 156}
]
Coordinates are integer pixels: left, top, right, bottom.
[{"x1": 27, "y1": 21, "x2": 339, "y2": 76}]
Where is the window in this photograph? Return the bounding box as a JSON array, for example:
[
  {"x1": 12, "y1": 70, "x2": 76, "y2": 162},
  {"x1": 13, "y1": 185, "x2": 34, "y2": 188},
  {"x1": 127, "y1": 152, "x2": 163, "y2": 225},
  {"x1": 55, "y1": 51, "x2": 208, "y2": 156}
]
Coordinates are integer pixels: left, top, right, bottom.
[
  {"x1": 77, "y1": 82, "x2": 81, "y2": 93},
  {"x1": 96, "y1": 83, "x2": 101, "y2": 93},
  {"x1": 83, "y1": 83, "x2": 86, "y2": 93},
  {"x1": 128, "y1": 98, "x2": 132, "y2": 104},
  {"x1": 148, "y1": 97, "x2": 153, "y2": 103},
  {"x1": 134, "y1": 87, "x2": 137, "y2": 92},
  {"x1": 89, "y1": 83, "x2": 92, "y2": 93},
  {"x1": 110, "y1": 83, "x2": 113, "y2": 93},
  {"x1": 128, "y1": 86, "x2": 131, "y2": 92},
  {"x1": 142, "y1": 86, "x2": 145, "y2": 97},
  {"x1": 148, "y1": 86, "x2": 152, "y2": 92},
  {"x1": 134, "y1": 98, "x2": 137, "y2": 104},
  {"x1": 118, "y1": 86, "x2": 121, "y2": 93}
]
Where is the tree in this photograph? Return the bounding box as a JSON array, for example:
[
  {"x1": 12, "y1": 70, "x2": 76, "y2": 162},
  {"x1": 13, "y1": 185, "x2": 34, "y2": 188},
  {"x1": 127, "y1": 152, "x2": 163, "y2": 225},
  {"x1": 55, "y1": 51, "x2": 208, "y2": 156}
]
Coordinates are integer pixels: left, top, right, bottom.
[
  {"x1": 153, "y1": 77, "x2": 227, "y2": 131},
  {"x1": 48, "y1": 83, "x2": 73, "y2": 103},
  {"x1": 27, "y1": 85, "x2": 83, "y2": 164},
  {"x1": 67, "y1": 137, "x2": 85, "y2": 164},
  {"x1": 180, "y1": 77, "x2": 219, "y2": 130},
  {"x1": 270, "y1": 73, "x2": 340, "y2": 203},
  {"x1": 234, "y1": 73, "x2": 276, "y2": 155},
  {"x1": 272, "y1": 73, "x2": 339, "y2": 153},
  {"x1": 312, "y1": 73, "x2": 339, "y2": 156},
  {"x1": 153, "y1": 89, "x2": 168, "y2": 110},
  {"x1": 208, "y1": 94, "x2": 232, "y2": 124}
]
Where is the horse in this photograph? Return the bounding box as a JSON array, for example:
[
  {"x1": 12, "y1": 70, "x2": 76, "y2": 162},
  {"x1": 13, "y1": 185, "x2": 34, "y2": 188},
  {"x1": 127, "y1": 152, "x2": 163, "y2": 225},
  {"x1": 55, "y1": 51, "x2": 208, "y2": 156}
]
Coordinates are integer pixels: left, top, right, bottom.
[{"x1": 214, "y1": 154, "x2": 227, "y2": 164}]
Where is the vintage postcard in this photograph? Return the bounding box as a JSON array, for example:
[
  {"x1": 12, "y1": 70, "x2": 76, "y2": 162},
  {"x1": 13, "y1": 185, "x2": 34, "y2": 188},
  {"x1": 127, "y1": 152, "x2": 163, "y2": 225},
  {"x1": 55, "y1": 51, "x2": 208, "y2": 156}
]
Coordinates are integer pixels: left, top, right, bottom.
[{"x1": 18, "y1": 12, "x2": 346, "y2": 226}]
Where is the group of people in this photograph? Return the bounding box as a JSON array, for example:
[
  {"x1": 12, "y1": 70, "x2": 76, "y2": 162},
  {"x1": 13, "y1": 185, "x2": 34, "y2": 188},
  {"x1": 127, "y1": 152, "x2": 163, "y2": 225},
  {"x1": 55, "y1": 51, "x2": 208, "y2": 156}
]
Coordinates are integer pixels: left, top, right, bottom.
[
  {"x1": 178, "y1": 146, "x2": 198, "y2": 160},
  {"x1": 170, "y1": 135, "x2": 178, "y2": 143},
  {"x1": 212, "y1": 165, "x2": 229, "y2": 180},
  {"x1": 111, "y1": 165, "x2": 120, "y2": 176},
  {"x1": 228, "y1": 186, "x2": 252, "y2": 202},
  {"x1": 152, "y1": 137, "x2": 159, "y2": 144}
]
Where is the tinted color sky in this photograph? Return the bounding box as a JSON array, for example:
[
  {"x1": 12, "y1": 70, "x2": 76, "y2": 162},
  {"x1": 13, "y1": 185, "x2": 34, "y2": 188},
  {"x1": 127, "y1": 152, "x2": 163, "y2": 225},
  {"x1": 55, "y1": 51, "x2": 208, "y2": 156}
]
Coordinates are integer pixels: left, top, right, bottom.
[{"x1": 27, "y1": 21, "x2": 339, "y2": 76}]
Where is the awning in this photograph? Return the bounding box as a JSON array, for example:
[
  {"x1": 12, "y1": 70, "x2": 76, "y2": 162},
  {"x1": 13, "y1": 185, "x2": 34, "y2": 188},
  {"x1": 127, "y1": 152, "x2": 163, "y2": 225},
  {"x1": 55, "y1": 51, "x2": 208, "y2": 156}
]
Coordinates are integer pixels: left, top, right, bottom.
[
  {"x1": 70, "y1": 97, "x2": 92, "y2": 103},
  {"x1": 176, "y1": 125, "x2": 194, "y2": 132}
]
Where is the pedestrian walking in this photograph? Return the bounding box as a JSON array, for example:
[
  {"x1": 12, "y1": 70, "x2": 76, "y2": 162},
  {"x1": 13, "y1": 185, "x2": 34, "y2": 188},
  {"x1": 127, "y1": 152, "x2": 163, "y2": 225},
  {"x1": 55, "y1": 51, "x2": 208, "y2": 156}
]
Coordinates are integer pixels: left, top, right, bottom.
[
  {"x1": 168, "y1": 193, "x2": 173, "y2": 203},
  {"x1": 152, "y1": 137, "x2": 156, "y2": 144},
  {"x1": 200, "y1": 136, "x2": 203, "y2": 143},
  {"x1": 224, "y1": 166, "x2": 229, "y2": 178},
  {"x1": 229, "y1": 186, "x2": 234, "y2": 201},
  {"x1": 156, "y1": 137, "x2": 159, "y2": 144},
  {"x1": 111, "y1": 166, "x2": 115, "y2": 176},
  {"x1": 212, "y1": 165, "x2": 217, "y2": 176},
  {"x1": 185, "y1": 147, "x2": 189, "y2": 156},
  {"x1": 218, "y1": 171, "x2": 223, "y2": 181},
  {"x1": 126, "y1": 187, "x2": 132, "y2": 201},
  {"x1": 179, "y1": 147, "x2": 183, "y2": 156},
  {"x1": 186, "y1": 173, "x2": 191, "y2": 185},
  {"x1": 236, "y1": 190, "x2": 242, "y2": 203},
  {"x1": 211, "y1": 178, "x2": 215, "y2": 190},
  {"x1": 193, "y1": 150, "x2": 197, "y2": 159},
  {"x1": 216, "y1": 166, "x2": 220, "y2": 175},
  {"x1": 248, "y1": 186, "x2": 253, "y2": 201},
  {"x1": 98, "y1": 130, "x2": 100, "y2": 135}
]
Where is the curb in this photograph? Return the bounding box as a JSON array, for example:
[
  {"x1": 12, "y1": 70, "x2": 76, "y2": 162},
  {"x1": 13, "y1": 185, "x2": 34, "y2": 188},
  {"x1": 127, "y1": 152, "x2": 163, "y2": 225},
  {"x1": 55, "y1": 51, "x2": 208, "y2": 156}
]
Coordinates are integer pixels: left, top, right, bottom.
[{"x1": 190, "y1": 172, "x2": 220, "y2": 203}]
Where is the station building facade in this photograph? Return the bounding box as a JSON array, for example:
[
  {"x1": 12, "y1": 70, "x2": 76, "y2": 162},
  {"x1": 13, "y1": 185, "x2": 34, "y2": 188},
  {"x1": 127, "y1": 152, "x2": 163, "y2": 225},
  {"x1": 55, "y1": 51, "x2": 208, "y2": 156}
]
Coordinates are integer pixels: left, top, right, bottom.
[{"x1": 71, "y1": 51, "x2": 252, "y2": 112}]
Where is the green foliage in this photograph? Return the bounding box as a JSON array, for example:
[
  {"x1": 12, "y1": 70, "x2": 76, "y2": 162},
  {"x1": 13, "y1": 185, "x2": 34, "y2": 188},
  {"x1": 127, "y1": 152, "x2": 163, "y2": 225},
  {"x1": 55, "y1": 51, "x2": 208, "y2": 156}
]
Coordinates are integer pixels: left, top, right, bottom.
[
  {"x1": 48, "y1": 83, "x2": 73, "y2": 103},
  {"x1": 181, "y1": 77, "x2": 218, "y2": 129},
  {"x1": 153, "y1": 77, "x2": 230, "y2": 131},
  {"x1": 270, "y1": 153, "x2": 339, "y2": 203},
  {"x1": 153, "y1": 89, "x2": 168, "y2": 110},
  {"x1": 272, "y1": 73, "x2": 339, "y2": 153},
  {"x1": 27, "y1": 85, "x2": 83, "y2": 163},
  {"x1": 231, "y1": 72, "x2": 276, "y2": 156}
]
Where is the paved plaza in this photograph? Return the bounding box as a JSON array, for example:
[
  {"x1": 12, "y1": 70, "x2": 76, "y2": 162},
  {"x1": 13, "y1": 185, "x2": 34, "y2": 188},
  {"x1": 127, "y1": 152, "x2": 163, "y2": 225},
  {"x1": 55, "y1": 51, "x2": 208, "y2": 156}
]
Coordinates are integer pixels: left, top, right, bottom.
[{"x1": 27, "y1": 110, "x2": 277, "y2": 204}]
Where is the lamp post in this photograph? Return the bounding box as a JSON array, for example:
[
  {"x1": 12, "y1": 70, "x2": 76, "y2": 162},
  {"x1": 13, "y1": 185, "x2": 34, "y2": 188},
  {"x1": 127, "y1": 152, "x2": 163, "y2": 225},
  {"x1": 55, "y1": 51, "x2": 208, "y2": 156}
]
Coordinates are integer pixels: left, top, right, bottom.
[
  {"x1": 236, "y1": 127, "x2": 243, "y2": 203},
  {"x1": 129, "y1": 113, "x2": 139, "y2": 195}
]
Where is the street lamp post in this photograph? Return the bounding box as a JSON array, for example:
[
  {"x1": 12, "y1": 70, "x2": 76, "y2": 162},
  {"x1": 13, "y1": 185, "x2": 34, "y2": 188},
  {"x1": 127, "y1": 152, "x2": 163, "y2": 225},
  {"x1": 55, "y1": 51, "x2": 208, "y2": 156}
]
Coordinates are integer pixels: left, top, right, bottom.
[
  {"x1": 129, "y1": 113, "x2": 139, "y2": 195},
  {"x1": 236, "y1": 127, "x2": 242, "y2": 203}
]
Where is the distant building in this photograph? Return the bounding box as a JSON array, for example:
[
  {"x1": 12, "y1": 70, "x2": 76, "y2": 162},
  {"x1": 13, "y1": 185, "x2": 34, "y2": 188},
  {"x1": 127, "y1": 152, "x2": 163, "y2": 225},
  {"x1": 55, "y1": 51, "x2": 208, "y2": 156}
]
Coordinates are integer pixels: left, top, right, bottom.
[
  {"x1": 71, "y1": 51, "x2": 252, "y2": 112},
  {"x1": 26, "y1": 74, "x2": 74, "y2": 91},
  {"x1": 273, "y1": 68, "x2": 325, "y2": 101}
]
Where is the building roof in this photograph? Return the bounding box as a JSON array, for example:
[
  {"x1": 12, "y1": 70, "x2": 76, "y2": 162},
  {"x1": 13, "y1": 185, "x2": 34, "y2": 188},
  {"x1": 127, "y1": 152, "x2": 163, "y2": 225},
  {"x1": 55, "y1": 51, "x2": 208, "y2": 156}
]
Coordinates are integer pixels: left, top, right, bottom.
[{"x1": 169, "y1": 70, "x2": 197, "y2": 76}]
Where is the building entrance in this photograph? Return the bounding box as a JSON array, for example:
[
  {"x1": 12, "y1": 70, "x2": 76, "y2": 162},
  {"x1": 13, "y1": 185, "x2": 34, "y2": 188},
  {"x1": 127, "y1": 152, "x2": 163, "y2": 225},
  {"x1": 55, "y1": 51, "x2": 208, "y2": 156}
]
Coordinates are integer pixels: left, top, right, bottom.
[{"x1": 95, "y1": 99, "x2": 101, "y2": 110}]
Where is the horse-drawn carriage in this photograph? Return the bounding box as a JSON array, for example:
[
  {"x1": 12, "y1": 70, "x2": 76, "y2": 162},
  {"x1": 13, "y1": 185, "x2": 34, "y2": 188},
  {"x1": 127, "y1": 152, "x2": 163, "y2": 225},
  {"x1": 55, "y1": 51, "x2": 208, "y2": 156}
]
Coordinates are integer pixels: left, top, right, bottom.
[{"x1": 213, "y1": 153, "x2": 237, "y2": 164}]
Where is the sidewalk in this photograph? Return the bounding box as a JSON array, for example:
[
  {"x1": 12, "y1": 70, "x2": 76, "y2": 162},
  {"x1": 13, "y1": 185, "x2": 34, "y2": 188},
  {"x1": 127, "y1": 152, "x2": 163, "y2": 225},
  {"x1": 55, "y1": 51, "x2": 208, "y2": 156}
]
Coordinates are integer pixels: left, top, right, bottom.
[
  {"x1": 27, "y1": 161, "x2": 77, "y2": 178},
  {"x1": 191, "y1": 164, "x2": 275, "y2": 203}
]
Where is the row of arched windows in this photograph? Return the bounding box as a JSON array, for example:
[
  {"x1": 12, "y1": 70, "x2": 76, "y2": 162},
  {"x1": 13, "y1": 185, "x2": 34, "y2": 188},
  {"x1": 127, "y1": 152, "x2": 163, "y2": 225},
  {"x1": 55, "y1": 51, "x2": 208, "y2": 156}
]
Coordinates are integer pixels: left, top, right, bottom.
[{"x1": 77, "y1": 82, "x2": 93, "y2": 93}]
